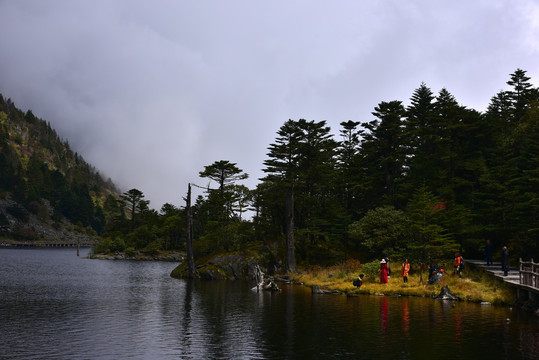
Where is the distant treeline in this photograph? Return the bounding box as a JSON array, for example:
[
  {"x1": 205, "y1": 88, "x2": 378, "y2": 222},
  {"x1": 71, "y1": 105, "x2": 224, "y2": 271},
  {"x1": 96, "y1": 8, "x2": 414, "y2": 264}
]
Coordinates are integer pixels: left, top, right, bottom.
[
  {"x1": 101, "y1": 69, "x2": 539, "y2": 267},
  {"x1": 186, "y1": 68, "x2": 539, "y2": 266}
]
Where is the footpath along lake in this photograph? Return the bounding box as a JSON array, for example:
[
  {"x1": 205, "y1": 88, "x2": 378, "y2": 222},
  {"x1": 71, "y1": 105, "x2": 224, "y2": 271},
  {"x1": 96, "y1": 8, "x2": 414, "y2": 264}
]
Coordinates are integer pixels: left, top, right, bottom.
[{"x1": 0, "y1": 247, "x2": 537, "y2": 359}]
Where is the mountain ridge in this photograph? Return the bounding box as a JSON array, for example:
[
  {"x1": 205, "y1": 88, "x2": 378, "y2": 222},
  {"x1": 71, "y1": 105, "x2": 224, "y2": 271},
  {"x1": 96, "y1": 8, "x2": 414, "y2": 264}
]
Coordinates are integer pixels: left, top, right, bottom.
[{"x1": 0, "y1": 94, "x2": 121, "y2": 243}]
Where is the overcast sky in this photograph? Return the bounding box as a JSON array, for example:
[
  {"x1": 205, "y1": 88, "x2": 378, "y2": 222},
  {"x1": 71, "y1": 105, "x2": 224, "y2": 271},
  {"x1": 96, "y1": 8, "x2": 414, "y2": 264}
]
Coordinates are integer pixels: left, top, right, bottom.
[{"x1": 1, "y1": 0, "x2": 539, "y2": 210}]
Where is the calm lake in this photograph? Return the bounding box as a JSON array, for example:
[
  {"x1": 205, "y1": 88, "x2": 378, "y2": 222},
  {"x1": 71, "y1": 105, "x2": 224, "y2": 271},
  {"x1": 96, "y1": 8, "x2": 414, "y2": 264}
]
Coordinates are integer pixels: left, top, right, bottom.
[{"x1": 0, "y1": 248, "x2": 537, "y2": 359}]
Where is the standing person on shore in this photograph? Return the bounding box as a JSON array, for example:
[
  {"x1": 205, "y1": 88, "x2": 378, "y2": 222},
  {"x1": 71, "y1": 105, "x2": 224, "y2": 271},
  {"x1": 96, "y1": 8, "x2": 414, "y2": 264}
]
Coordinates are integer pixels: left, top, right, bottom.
[
  {"x1": 386, "y1": 257, "x2": 391, "y2": 278},
  {"x1": 401, "y1": 259, "x2": 410, "y2": 283},
  {"x1": 453, "y1": 253, "x2": 464, "y2": 278},
  {"x1": 380, "y1": 259, "x2": 388, "y2": 284},
  {"x1": 485, "y1": 240, "x2": 493, "y2": 266},
  {"x1": 428, "y1": 259, "x2": 438, "y2": 282},
  {"x1": 501, "y1": 246, "x2": 509, "y2": 276}
]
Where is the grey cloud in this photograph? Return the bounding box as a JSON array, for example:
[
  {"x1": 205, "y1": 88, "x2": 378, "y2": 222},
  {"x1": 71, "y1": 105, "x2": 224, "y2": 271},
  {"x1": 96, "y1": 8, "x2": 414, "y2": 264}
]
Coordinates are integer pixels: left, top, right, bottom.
[{"x1": 1, "y1": 0, "x2": 538, "y2": 208}]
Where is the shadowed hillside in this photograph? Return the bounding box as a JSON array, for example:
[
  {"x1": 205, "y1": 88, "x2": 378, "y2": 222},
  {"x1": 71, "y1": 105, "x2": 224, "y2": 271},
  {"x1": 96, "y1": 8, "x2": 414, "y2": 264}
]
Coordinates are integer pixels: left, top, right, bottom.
[{"x1": 0, "y1": 94, "x2": 120, "y2": 243}]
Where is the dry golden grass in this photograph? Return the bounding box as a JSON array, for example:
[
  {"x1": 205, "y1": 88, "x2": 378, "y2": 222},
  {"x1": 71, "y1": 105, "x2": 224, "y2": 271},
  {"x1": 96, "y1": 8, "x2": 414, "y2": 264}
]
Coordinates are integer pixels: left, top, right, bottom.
[{"x1": 296, "y1": 263, "x2": 515, "y2": 305}]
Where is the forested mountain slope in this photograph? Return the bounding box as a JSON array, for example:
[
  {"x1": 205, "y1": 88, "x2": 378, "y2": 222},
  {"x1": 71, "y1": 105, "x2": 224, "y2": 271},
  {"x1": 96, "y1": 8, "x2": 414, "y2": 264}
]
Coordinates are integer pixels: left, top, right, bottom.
[{"x1": 0, "y1": 94, "x2": 120, "y2": 243}]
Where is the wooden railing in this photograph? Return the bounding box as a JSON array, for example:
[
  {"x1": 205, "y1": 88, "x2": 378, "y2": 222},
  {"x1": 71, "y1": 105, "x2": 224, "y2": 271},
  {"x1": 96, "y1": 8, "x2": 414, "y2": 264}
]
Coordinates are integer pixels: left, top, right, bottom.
[{"x1": 519, "y1": 258, "x2": 539, "y2": 288}]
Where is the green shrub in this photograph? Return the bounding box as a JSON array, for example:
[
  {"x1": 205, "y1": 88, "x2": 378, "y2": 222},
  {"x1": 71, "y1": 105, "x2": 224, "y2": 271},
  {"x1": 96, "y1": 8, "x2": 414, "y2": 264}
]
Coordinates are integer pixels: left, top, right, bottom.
[
  {"x1": 93, "y1": 237, "x2": 112, "y2": 254},
  {"x1": 361, "y1": 260, "x2": 382, "y2": 282},
  {"x1": 110, "y1": 238, "x2": 126, "y2": 252},
  {"x1": 125, "y1": 247, "x2": 136, "y2": 257},
  {"x1": 143, "y1": 239, "x2": 163, "y2": 255},
  {"x1": 94, "y1": 237, "x2": 125, "y2": 254}
]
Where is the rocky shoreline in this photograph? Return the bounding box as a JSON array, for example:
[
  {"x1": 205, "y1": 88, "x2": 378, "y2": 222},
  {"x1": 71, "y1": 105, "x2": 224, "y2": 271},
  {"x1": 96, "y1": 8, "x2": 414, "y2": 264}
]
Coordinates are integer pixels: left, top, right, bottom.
[
  {"x1": 0, "y1": 196, "x2": 99, "y2": 245},
  {"x1": 88, "y1": 251, "x2": 185, "y2": 262},
  {"x1": 89, "y1": 248, "x2": 539, "y2": 316}
]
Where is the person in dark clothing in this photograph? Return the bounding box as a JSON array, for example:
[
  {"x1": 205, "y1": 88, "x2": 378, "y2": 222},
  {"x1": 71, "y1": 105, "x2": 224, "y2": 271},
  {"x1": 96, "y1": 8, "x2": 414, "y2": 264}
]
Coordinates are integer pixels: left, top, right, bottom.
[
  {"x1": 385, "y1": 257, "x2": 391, "y2": 278},
  {"x1": 501, "y1": 246, "x2": 509, "y2": 276},
  {"x1": 428, "y1": 259, "x2": 438, "y2": 282},
  {"x1": 427, "y1": 268, "x2": 444, "y2": 285},
  {"x1": 485, "y1": 240, "x2": 493, "y2": 266}
]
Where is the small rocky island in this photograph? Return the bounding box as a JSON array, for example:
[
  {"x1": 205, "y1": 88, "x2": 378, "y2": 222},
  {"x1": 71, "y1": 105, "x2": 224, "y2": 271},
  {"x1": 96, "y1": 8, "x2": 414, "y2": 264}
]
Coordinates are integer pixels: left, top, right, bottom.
[{"x1": 170, "y1": 245, "x2": 281, "y2": 288}]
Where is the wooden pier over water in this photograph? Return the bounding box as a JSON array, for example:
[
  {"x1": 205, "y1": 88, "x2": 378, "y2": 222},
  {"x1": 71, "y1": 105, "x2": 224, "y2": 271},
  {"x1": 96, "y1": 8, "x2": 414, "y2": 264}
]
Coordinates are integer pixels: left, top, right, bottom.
[
  {"x1": 1, "y1": 240, "x2": 96, "y2": 248},
  {"x1": 467, "y1": 258, "x2": 539, "y2": 302}
]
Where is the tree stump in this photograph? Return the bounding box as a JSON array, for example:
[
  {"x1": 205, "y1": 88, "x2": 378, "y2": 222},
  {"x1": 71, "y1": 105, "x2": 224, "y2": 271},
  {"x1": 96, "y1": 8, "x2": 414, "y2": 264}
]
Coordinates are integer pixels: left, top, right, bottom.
[
  {"x1": 253, "y1": 264, "x2": 280, "y2": 292},
  {"x1": 434, "y1": 285, "x2": 459, "y2": 300}
]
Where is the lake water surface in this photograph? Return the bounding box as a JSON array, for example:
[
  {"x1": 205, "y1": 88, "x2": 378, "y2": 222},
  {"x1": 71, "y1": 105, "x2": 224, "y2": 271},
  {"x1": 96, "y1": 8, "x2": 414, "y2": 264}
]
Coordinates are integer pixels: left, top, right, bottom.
[{"x1": 0, "y1": 248, "x2": 537, "y2": 359}]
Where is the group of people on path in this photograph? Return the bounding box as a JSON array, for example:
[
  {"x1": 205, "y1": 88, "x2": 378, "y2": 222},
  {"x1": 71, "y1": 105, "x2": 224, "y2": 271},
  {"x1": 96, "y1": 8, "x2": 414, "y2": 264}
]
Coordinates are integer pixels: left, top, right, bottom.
[
  {"x1": 354, "y1": 241, "x2": 511, "y2": 288},
  {"x1": 356, "y1": 254, "x2": 456, "y2": 286},
  {"x1": 377, "y1": 257, "x2": 421, "y2": 284},
  {"x1": 381, "y1": 256, "x2": 451, "y2": 285}
]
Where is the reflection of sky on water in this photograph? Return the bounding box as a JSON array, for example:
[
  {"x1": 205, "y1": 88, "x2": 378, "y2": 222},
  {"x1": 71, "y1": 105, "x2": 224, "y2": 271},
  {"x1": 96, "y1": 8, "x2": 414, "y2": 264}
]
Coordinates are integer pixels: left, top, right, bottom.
[{"x1": 0, "y1": 248, "x2": 537, "y2": 359}]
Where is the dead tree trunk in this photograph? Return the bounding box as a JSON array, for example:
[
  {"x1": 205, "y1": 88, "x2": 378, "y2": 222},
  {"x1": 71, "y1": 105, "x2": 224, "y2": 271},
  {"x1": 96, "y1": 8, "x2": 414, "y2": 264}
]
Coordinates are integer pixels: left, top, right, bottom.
[
  {"x1": 185, "y1": 183, "x2": 196, "y2": 278},
  {"x1": 285, "y1": 190, "x2": 296, "y2": 273},
  {"x1": 253, "y1": 264, "x2": 280, "y2": 292},
  {"x1": 255, "y1": 264, "x2": 264, "y2": 292}
]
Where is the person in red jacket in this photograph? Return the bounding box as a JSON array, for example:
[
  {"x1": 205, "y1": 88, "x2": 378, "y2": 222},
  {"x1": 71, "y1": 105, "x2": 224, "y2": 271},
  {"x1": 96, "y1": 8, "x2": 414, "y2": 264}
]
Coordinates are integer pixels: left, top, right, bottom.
[{"x1": 380, "y1": 259, "x2": 388, "y2": 283}]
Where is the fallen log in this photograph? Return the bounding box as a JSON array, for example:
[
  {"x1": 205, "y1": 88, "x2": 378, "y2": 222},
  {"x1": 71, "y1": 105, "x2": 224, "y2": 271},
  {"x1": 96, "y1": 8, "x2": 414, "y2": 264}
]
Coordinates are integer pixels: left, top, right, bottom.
[{"x1": 311, "y1": 285, "x2": 344, "y2": 295}]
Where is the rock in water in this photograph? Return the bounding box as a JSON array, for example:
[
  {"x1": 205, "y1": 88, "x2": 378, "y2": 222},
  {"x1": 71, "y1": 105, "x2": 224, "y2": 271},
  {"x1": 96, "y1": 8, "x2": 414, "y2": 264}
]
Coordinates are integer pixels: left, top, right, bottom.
[{"x1": 434, "y1": 285, "x2": 459, "y2": 300}]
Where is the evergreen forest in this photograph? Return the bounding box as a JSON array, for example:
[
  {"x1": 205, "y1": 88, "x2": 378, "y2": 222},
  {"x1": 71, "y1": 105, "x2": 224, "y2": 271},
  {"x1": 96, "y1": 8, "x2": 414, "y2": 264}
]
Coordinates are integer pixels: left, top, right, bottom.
[
  {"x1": 0, "y1": 95, "x2": 118, "y2": 239},
  {"x1": 2, "y1": 69, "x2": 539, "y2": 269}
]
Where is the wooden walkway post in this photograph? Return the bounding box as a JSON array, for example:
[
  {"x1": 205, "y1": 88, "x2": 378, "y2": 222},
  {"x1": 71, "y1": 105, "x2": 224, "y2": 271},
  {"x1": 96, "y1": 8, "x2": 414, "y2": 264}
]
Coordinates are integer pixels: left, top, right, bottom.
[{"x1": 519, "y1": 258, "x2": 538, "y2": 288}]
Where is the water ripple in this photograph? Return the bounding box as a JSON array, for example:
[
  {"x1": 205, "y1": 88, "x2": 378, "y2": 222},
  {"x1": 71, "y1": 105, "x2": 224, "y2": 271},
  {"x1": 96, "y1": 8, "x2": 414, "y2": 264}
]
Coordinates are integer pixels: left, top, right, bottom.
[{"x1": 1, "y1": 248, "x2": 537, "y2": 360}]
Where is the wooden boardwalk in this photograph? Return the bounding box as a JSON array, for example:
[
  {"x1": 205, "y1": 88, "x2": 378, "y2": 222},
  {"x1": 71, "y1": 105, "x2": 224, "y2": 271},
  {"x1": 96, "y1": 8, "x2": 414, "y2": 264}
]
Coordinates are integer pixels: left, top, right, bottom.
[
  {"x1": 1, "y1": 241, "x2": 95, "y2": 248},
  {"x1": 467, "y1": 259, "x2": 539, "y2": 301}
]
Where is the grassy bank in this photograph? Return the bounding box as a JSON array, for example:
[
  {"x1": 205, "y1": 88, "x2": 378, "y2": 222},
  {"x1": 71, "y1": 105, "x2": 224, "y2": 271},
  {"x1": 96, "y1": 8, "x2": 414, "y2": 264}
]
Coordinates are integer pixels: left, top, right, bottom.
[{"x1": 295, "y1": 260, "x2": 515, "y2": 305}]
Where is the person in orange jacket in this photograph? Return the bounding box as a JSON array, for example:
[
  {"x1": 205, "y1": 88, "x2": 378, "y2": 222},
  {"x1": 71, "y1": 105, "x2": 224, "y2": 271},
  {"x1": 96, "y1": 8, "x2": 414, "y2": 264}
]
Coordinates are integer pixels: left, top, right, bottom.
[
  {"x1": 454, "y1": 253, "x2": 464, "y2": 278},
  {"x1": 401, "y1": 258, "x2": 410, "y2": 283}
]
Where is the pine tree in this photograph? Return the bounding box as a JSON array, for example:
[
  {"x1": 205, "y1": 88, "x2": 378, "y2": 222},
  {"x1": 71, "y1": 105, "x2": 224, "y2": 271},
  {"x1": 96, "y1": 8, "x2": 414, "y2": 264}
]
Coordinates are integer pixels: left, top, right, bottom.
[
  {"x1": 402, "y1": 83, "x2": 436, "y2": 196},
  {"x1": 262, "y1": 120, "x2": 303, "y2": 272},
  {"x1": 336, "y1": 120, "x2": 363, "y2": 219},
  {"x1": 199, "y1": 160, "x2": 248, "y2": 196},
  {"x1": 120, "y1": 189, "x2": 148, "y2": 231},
  {"x1": 506, "y1": 68, "x2": 534, "y2": 122},
  {"x1": 360, "y1": 100, "x2": 407, "y2": 208},
  {"x1": 406, "y1": 186, "x2": 458, "y2": 282},
  {"x1": 262, "y1": 119, "x2": 340, "y2": 268}
]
